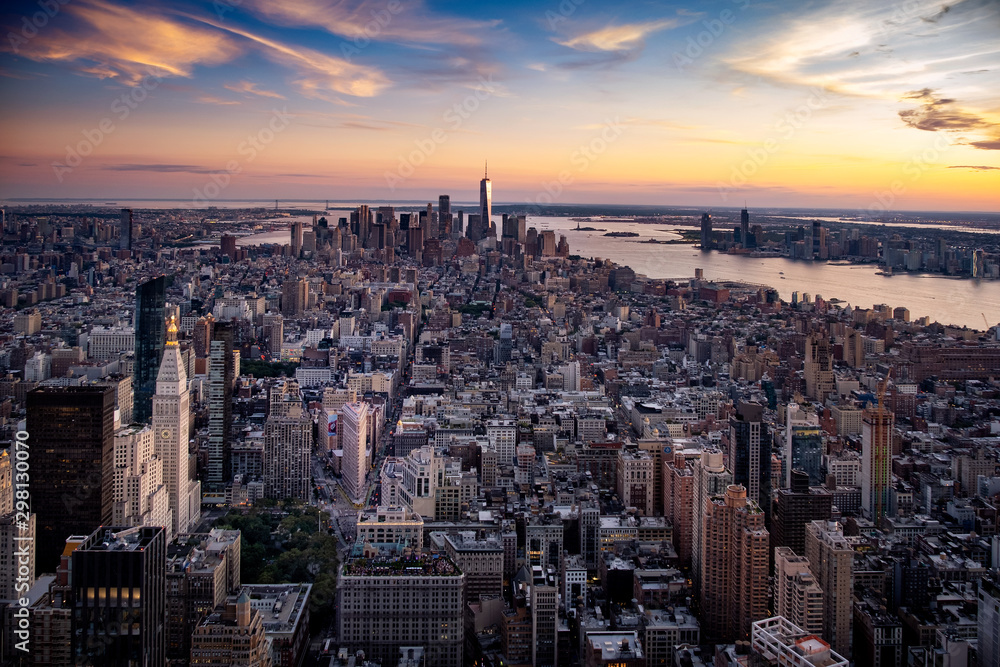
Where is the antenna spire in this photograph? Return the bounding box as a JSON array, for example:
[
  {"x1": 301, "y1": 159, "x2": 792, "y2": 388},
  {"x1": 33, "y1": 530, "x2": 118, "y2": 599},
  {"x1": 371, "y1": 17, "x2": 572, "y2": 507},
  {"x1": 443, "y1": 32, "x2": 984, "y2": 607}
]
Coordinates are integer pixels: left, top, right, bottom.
[{"x1": 485, "y1": 160, "x2": 488, "y2": 179}]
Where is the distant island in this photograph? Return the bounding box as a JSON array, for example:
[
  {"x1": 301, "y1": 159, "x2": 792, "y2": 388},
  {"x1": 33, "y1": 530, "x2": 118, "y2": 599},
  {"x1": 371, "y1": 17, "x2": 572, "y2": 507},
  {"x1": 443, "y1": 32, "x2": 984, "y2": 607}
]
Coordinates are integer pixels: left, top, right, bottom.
[{"x1": 604, "y1": 231, "x2": 639, "y2": 237}]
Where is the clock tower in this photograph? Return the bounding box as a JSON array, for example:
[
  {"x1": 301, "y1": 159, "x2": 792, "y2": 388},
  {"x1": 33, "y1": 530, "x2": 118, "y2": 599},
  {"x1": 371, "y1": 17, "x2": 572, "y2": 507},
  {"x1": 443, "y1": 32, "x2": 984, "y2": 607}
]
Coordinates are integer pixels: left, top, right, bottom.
[{"x1": 153, "y1": 316, "x2": 201, "y2": 537}]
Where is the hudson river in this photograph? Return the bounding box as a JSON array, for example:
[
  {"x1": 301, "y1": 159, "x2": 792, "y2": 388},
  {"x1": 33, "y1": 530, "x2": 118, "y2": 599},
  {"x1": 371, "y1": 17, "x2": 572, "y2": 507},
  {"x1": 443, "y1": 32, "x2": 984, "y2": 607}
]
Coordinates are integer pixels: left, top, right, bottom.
[{"x1": 235, "y1": 214, "x2": 1000, "y2": 330}]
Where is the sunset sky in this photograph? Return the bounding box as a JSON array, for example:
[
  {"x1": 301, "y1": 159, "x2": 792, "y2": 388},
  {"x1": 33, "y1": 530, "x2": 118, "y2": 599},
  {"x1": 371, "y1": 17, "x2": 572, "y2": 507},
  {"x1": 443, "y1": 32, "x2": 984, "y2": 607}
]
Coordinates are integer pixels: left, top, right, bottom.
[{"x1": 1, "y1": 0, "x2": 998, "y2": 210}]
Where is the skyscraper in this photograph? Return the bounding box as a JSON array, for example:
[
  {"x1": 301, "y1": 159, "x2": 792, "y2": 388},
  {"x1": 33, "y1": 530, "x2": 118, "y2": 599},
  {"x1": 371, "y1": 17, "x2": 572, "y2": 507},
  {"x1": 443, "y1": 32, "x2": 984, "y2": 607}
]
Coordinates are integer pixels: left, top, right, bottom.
[
  {"x1": 691, "y1": 449, "x2": 731, "y2": 593},
  {"x1": 290, "y1": 219, "x2": 303, "y2": 257},
  {"x1": 119, "y1": 208, "x2": 133, "y2": 251},
  {"x1": 699, "y1": 484, "x2": 769, "y2": 641},
  {"x1": 206, "y1": 323, "x2": 234, "y2": 492},
  {"x1": 112, "y1": 424, "x2": 171, "y2": 538},
  {"x1": 803, "y1": 334, "x2": 835, "y2": 401},
  {"x1": 772, "y1": 469, "x2": 832, "y2": 557},
  {"x1": 979, "y1": 576, "x2": 1000, "y2": 667},
  {"x1": 133, "y1": 275, "x2": 167, "y2": 423},
  {"x1": 699, "y1": 212, "x2": 713, "y2": 250},
  {"x1": 263, "y1": 383, "x2": 313, "y2": 500},
  {"x1": 153, "y1": 316, "x2": 201, "y2": 536},
  {"x1": 28, "y1": 385, "x2": 116, "y2": 572},
  {"x1": 862, "y1": 391, "x2": 893, "y2": 524},
  {"x1": 281, "y1": 278, "x2": 308, "y2": 318},
  {"x1": 479, "y1": 163, "x2": 492, "y2": 235},
  {"x1": 341, "y1": 402, "x2": 370, "y2": 503},
  {"x1": 664, "y1": 451, "x2": 694, "y2": 564},
  {"x1": 71, "y1": 525, "x2": 166, "y2": 665},
  {"x1": 785, "y1": 404, "x2": 825, "y2": 487},
  {"x1": 740, "y1": 207, "x2": 750, "y2": 248},
  {"x1": 728, "y1": 401, "x2": 771, "y2": 512},
  {"x1": 805, "y1": 520, "x2": 853, "y2": 657}
]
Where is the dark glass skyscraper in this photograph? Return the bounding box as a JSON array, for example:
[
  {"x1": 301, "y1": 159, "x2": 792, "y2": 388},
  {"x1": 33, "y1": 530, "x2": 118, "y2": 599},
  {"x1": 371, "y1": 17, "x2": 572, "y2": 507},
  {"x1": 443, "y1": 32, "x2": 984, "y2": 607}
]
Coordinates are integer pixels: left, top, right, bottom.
[
  {"x1": 72, "y1": 525, "x2": 166, "y2": 665},
  {"x1": 479, "y1": 163, "x2": 492, "y2": 236},
  {"x1": 728, "y1": 401, "x2": 771, "y2": 513},
  {"x1": 700, "y1": 212, "x2": 712, "y2": 250},
  {"x1": 119, "y1": 208, "x2": 133, "y2": 251},
  {"x1": 740, "y1": 207, "x2": 750, "y2": 248},
  {"x1": 207, "y1": 322, "x2": 234, "y2": 491},
  {"x1": 133, "y1": 275, "x2": 166, "y2": 423},
  {"x1": 27, "y1": 385, "x2": 116, "y2": 572}
]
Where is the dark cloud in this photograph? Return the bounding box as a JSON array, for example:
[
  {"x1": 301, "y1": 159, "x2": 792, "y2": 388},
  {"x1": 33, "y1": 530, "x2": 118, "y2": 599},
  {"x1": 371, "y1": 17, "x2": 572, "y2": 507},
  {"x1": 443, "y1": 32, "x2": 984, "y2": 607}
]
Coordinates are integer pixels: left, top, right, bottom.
[
  {"x1": 105, "y1": 164, "x2": 223, "y2": 174},
  {"x1": 947, "y1": 165, "x2": 1000, "y2": 171},
  {"x1": 898, "y1": 89, "x2": 1000, "y2": 150}
]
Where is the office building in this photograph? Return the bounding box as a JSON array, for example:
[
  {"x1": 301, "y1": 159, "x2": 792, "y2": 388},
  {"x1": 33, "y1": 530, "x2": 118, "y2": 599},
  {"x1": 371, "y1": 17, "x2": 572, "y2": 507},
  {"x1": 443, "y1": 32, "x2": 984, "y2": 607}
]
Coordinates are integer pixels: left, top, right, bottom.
[
  {"x1": 290, "y1": 219, "x2": 303, "y2": 257},
  {"x1": 71, "y1": 526, "x2": 166, "y2": 666},
  {"x1": 206, "y1": 323, "x2": 234, "y2": 492},
  {"x1": 784, "y1": 403, "x2": 824, "y2": 487},
  {"x1": 532, "y1": 585, "x2": 557, "y2": 667},
  {"x1": 479, "y1": 164, "x2": 492, "y2": 236},
  {"x1": 341, "y1": 401, "x2": 370, "y2": 503},
  {"x1": 281, "y1": 278, "x2": 308, "y2": 318},
  {"x1": 740, "y1": 207, "x2": 750, "y2": 248},
  {"x1": 339, "y1": 550, "x2": 464, "y2": 667},
  {"x1": 153, "y1": 316, "x2": 201, "y2": 536},
  {"x1": 772, "y1": 470, "x2": 832, "y2": 557},
  {"x1": 244, "y1": 583, "x2": 311, "y2": 667},
  {"x1": 774, "y1": 547, "x2": 824, "y2": 637},
  {"x1": 728, "y1": 401, "x2": 771, "y2": 513},
  {"x1": 803, "y1": 335, "x2": 835, "y2": 401},
  {"x1": 133, "y1": 275, "x2": 166, "y2": 423},
  {"x1": 805, "y1": 520, "x2": 853, "y2": 657},
  {"x1": 979, "y1": 576, "x2": 1000, "y2": 667},
  {"x1": 263, "y1": 383, "x2": 313, "y2": 500},
  {"x1": 119, "y1": 208, "x2": 133, "y2": 251},
  {"x1": 28, "y1": 385, "x2": 116, "y2": 572},
  {"x1": 111, "y1": 424, "x2": 171, "y2": 538},
  {"x1": 700, "y1": 212, "x2": 712, "y2": 250},
  {"x1": 261, "y1": 312, "x2": 284, "y2": 359},
  {"x1": 166, "y1": 529, "x2": 242, "y2": 662},
  {"x1": 190, "y1": 591, "x2": 273, "y2": 667},
  {"x1": 0, "y1": 447, "x2": 35, "y2": 599},
  {"x1": 699, "y1": 484, "x2": 769, "y2": 641}
]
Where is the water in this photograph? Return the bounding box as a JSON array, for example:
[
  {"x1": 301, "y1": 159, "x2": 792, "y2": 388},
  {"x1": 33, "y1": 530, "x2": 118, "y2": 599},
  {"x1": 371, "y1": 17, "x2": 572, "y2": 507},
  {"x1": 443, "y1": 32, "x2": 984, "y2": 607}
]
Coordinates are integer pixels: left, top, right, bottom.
[{"x1": 213, "y1": 214, "x2": 1000, "y2": 330}]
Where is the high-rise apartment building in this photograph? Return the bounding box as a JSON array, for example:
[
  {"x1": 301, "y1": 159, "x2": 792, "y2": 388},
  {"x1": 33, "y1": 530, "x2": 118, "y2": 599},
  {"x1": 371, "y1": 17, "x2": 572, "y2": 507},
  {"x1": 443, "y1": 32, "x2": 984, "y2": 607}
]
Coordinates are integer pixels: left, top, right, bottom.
[
  {"x1": 664, "y1": 451, "x2": 694, "y2": 564},
  {"x1": 290, "y1": 219, "x2": 303, "y2": 257},
  {"x1": 341, "y1": 401, "x2": 370, "y2": 503},
  {"x1": 71, "y1": 525, "x2": 166, "y2": 665},
  {"x1": 805, "y1": 520, "x2": 853, "y2": 657},
  {"x1": 700, "y1": 213, "x2": 712, "y2": 250},
  {"x1": 728, "y1": 401, "x2": 771, "y2": 513},
  {"x1": 691, "y1": 449, "x2": 731, "y2": 593},
  {"x1": 862, "y1": 396, "x2": 894, "y2": 524},
  {"x1": 28, "y1": 385, "x2": 116, "y2": 572},
  {"x1": 699, "y1": 484, "x2": 769, "y2": 641},
  {"x1": 740, "y1": 207, "x2": 750, "y2": 248},
  {"x1": 133, "y1": 275, "x2": 166, "y2": 423},
  {"x1": 774, "y1": 547, "x2": 824, "y2": 637},
  {"x1": 979, "y1": 576, "x2": 1000, "y2": 667},
  {"x1": 153, "y1": 316, "x2": 200, "y2": 536}
]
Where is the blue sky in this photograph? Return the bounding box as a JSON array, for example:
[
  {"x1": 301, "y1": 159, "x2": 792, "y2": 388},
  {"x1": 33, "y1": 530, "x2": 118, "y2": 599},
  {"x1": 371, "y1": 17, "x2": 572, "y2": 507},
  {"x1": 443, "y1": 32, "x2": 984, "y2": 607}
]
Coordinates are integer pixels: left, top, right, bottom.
[{"x1": 1, "y1": 0, "x2": 998, "y2": 210}]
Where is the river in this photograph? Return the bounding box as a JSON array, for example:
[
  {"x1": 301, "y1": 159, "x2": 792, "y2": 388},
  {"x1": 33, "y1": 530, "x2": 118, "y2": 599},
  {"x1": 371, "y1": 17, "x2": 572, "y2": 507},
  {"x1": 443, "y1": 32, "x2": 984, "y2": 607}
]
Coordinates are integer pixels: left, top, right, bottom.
[{"x1": 233, "y1": 215, "x2": 999, "y2": 330}]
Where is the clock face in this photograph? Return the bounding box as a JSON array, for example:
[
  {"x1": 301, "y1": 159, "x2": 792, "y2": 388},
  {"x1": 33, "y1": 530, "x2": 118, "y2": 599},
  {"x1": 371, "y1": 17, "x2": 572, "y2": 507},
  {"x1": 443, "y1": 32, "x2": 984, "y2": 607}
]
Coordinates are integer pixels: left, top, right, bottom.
[{"x1": 161, "y1": 429, "x2": 171, "y2": 438}]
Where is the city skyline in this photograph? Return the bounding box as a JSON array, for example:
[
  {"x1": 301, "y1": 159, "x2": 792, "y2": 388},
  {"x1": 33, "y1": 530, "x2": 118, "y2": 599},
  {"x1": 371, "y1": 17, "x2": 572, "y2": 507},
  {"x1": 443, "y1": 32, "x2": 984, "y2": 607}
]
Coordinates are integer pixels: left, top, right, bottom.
[{"x1": 0, "y1": 0, "x2": 997, "y2": 210}]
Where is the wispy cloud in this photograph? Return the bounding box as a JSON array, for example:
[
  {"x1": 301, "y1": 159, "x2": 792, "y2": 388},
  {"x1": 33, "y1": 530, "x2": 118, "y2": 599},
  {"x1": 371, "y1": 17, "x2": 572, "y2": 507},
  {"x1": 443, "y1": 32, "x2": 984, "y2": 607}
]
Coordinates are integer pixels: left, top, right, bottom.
[
  {"x1": 899, "y1": 88, "x2": 1000, "y2": 150},
  {"x1": 105, "y1": 163, "x2": 224, "y2": 173},
  {"x1": 224, "y1": 80, "x2": 286, "y2": 99},
  {"x1": 947, "y1": 164, "x2": 1000, "y2": 170},
  {"x1": 1, "y1": 0, "x2": 241, "y2": 83},
  {"x1": 555, "y1": 19, "x2": 679, "y2": 53},
  {"x1": 196, "y1": 95, "x2": 240, "y2": 105},
  {"x1": 240, "y1": 0, "x2": 500, "y2": 48},
  {"x1": 190, "y1": 16, "x2": 390, "y2": 100}
]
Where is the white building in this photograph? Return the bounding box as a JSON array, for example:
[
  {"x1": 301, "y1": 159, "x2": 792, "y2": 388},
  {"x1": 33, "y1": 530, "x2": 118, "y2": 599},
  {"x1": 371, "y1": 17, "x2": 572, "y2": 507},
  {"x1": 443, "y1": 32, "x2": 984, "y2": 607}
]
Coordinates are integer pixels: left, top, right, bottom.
[
  {"x1": 87, "y1": 326, "x2": 135, "y2": 360},
  {"x1": 341, "y1": 402, "x2": 371, "y2": 503},
  {"x1": 113, "y1": 424, "x2": 172, "y2": 540}
]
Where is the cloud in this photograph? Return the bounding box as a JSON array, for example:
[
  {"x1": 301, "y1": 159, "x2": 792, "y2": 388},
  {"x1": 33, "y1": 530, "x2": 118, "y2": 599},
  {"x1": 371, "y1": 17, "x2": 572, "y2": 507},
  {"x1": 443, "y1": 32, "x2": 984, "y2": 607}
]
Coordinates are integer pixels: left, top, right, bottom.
[
  {"x1": 899, "y1": 88, "x2": 1000, "y2": 149},
  {"x1": 947, "y1": 165, "x2": 1000, "y2": 170},
  {"x1": 240, "y1": 0, "x2": 500, "y2": 48},
  {"x1": 224, "y1": 81, "x2": 286, "y2": 99},
  {"x1": 2, "y1": 0, "x2": 241, "y2": 83},
  {"x1": 196, "y1": 95, "x2": 240, "y2": 105},
  {"x1": 555, "y1": 19, "x2": 679, "y2": 53},
  {"x1": 104, "y1": 163, "x2": 224, "y2": 174},
  {"x1": 190, "y1": 17, "x2": 390, "y2": 99}
]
